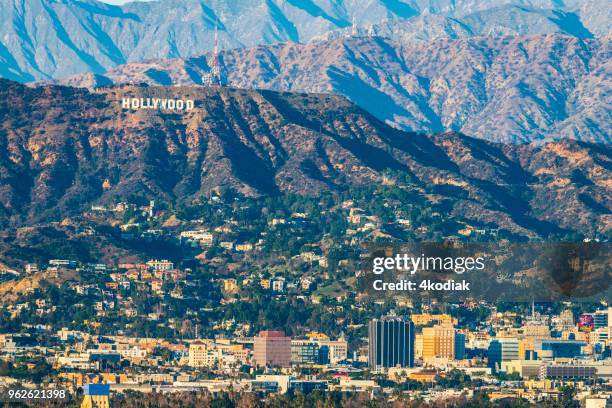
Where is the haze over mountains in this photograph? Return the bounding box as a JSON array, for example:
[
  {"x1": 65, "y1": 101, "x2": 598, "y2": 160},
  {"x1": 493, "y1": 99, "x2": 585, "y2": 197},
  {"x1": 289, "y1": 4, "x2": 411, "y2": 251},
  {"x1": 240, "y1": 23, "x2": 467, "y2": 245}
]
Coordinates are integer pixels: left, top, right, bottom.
[
  {"x1": 60, "y1": 35, "x2": 611, "y2": 144},
  {"x1": 1, "y1": 0, "x2": 609, "y2": 82},
  {"x1": 0, "y1": 79, "x2": 610, "y2": 239},
  {"x1": 313, "y1": 3, "x2": 604, "y2": 42}
]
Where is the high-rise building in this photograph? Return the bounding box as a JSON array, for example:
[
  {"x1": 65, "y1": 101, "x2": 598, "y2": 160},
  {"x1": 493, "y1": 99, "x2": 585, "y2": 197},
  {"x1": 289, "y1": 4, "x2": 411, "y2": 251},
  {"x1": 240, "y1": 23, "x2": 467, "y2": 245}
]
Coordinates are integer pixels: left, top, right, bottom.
[
  {"x1": 253, "y1": 331, "x2": 291, "y2": 367},
  {"x1": 593, "y1": 308, "x2": 611, "y2": 329},
  {"x1": 188, "y1": 340, "x2": 218, "y2": 368},
  {"x1": 559, "y1": 309, "x2": 575, "y2": 331},
  {"x1": 291, "y1": 340, "x2": 318, "y2": 364},
  {"x1": 488, "y1": 338, "x2": 519, "y2": 372},
  {"x1": 421, "y1": 324, "x2": 464, "y2": 360},
  {"x1": 368, "y1": 316, "x2": 415, "y2": 369}
]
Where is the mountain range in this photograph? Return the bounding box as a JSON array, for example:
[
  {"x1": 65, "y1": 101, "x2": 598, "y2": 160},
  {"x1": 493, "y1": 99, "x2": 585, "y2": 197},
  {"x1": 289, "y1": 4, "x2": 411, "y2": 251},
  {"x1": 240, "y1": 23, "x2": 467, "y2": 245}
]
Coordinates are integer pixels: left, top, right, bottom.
[
  {"x1": 2, "y1": 0, "x2": 610, "y2": 145},
  {"x1": 312, "y1": 3, "x2": 603, "y2": 42},
  {"x1": 58, "y1": 35, "x2": 611, "y2": 144},
  {"x1": 0, "y1": 78, "x2": 609, "y2": 239},
  {"x1": 1, "y1": 0, "x2": 609, "y2": 82}
]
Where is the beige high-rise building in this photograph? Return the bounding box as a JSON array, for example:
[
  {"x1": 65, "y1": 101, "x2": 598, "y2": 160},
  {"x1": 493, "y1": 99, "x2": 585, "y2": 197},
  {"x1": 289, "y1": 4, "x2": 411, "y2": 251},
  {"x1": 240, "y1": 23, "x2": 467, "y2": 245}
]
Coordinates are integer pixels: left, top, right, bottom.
[
  {"x1": 422, "y1": 324, "x2": 457, "y2": 359},
  {"x1": 188, "y1": 340, "x2": 217, "y2": 368},
  {"x1": 253, "y1": 330, "x2": 291, "y2": 367},
  {"x1": 559, "y1": 309, "x2": 574, "y2": 331}
]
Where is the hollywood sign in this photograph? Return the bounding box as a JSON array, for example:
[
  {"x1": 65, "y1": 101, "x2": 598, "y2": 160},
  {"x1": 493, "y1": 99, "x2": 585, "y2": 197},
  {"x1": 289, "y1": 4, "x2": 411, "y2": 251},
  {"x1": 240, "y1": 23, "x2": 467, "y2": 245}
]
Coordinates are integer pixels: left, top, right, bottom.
[{"x1": 122, "y1": 97, "x2": 195, "y2": 111}]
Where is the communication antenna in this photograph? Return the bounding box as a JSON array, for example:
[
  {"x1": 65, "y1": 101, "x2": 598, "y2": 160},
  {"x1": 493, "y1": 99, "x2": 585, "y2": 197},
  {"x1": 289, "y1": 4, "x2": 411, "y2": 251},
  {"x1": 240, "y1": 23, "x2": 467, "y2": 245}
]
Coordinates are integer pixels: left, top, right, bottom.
[
  {"x1": 214, "y1": 23, "x2": 219, "y2": 56},
  {"x1": 212, "y1": 22, "x2": 221, "y2": 83},
  {"x1": 202, "y1": 19, "x2": 224, "y2": 87}
]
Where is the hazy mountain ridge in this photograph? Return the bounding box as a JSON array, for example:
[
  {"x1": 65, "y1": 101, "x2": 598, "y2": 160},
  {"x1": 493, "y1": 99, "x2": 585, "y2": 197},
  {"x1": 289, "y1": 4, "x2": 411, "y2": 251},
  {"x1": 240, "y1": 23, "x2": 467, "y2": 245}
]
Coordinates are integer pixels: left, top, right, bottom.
[
  {"x1": 0, "y1": 0, "x2": 609, "y2": 82},
  {"x1": 0, "y1": 79, "x2": 609, "y2": 238},
  {"x1": 58, "y1": 35, "x2": 611, "y2": 144},
  {"x1": 311, "y1": 4, "x2": 602, "y2": 42}
]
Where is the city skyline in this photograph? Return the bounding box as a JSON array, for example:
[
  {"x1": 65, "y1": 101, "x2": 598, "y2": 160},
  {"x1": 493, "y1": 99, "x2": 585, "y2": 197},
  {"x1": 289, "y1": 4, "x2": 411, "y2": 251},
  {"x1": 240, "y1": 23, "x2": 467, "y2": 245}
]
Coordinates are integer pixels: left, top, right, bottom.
[{"x1": 0, "y1": 0, "x2": 609, "y2": 406}]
